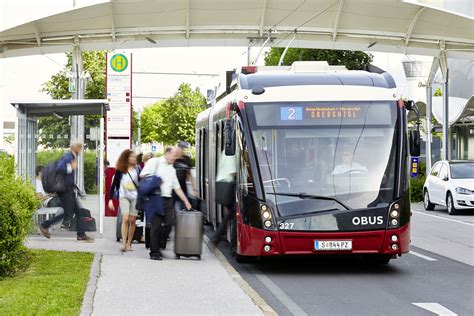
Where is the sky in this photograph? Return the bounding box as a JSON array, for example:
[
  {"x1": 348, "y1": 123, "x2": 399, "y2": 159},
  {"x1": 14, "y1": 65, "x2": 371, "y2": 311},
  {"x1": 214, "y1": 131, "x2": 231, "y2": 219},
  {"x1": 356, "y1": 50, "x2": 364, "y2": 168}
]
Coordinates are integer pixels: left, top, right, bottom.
[{"x1": 0, "y1": 0, "x2": 436, "y2": 148}]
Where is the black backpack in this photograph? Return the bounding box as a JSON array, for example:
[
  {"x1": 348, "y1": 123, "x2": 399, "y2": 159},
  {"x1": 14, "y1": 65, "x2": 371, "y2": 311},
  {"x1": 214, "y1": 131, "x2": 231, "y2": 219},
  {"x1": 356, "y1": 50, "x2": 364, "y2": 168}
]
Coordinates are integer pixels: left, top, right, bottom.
[
  {"x1": 42, "y1": 162, "x2": 67, "y2": 194},
  {"x1": 70, "y1": 208, "x2": 97, "y2": 232}
]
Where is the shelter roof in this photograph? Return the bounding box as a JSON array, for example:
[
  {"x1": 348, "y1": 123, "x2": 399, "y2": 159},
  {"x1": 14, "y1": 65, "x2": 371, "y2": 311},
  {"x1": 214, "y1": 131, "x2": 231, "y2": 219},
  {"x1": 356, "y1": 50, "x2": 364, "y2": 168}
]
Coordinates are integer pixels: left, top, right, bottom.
[
  {"x1": 412, "y1": 96, "x2": 474, "y2": 126},
  {"x1": 11, "y1": 99, "x2": 109, "y2": 117},
  {"x1": 1, "y1": 0, "x2": 473, "y2": 59}
]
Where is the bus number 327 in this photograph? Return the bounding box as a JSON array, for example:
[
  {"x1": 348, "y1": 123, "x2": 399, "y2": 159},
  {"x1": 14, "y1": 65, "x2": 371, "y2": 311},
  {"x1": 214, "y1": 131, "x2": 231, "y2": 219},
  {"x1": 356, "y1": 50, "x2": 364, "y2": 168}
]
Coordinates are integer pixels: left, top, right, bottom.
[{"x1": 279, "y1": 222, "x2": 295, "y2": 230}]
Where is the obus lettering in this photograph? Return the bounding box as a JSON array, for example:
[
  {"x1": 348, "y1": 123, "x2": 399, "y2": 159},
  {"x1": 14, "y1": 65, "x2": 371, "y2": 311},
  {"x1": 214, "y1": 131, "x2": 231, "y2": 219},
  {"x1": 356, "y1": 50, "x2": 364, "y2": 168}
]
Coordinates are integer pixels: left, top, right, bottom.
[{"x1": 352, "y1": 216, "x2": 384, "y2": 226}]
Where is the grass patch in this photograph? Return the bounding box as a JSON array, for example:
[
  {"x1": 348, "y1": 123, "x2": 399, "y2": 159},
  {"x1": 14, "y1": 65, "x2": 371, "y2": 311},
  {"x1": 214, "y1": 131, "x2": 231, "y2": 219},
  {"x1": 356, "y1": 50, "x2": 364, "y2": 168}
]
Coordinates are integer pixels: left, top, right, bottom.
[{"x1": 0, "y1": 250, "x2": 94, "y2": 316}]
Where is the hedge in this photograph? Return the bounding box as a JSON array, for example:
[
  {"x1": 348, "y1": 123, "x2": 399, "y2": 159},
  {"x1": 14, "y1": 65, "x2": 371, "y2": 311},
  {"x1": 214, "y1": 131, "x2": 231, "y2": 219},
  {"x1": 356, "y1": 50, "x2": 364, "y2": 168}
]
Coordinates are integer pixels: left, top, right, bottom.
[
  {"x1": 37, "y1": 150, "x2": 97, "y2": 194},
  {"x1": 409, "y1": 161, "x2": 427, "y2": 203},
  {"x1": 0, "y1": 154, "x2": 40, "y2": 277}
]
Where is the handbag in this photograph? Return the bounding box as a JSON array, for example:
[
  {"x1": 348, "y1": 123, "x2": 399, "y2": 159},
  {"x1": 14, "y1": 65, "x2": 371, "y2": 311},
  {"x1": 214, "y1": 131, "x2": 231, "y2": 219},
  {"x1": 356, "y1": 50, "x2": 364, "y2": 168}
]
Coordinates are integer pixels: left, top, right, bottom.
[
  {"x1": 215, "y1": 181, "x2": 235, "y2": 206},
  {"x1": 127, "y1": 171, "x2": 144, "y2": 211}
]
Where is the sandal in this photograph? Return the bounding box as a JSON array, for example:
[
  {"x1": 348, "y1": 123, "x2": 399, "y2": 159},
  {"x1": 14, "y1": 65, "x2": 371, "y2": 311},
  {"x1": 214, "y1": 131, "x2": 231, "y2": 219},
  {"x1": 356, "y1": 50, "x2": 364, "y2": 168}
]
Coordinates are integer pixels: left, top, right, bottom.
[
  {"x1": 120, "y1": 245, "x2": 127, "y2": 252},
  {"x1": 126, "y1": 244, "x2": 133, "y2": 251}
]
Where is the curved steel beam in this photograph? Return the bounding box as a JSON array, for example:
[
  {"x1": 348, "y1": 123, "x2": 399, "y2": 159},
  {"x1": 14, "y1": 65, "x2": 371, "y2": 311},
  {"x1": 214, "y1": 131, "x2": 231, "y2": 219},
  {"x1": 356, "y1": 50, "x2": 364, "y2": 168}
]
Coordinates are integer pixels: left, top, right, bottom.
[
  {"x1": 332, "y1": 0, "x2": 344, "y2": 41},
  {"x1": 259, "y1": 0, "x2": 268, "y2": 37},
  {"x1": 405, "y1": 7, "x2": 426, "y2": 46}
]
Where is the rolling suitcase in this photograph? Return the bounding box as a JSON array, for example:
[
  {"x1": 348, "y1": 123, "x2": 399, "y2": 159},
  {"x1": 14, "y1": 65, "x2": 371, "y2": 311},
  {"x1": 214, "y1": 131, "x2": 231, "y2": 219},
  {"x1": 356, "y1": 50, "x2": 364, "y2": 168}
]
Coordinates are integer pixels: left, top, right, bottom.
[{"x1": 174, "y1": 209, "x2": 203, "y2": 260}]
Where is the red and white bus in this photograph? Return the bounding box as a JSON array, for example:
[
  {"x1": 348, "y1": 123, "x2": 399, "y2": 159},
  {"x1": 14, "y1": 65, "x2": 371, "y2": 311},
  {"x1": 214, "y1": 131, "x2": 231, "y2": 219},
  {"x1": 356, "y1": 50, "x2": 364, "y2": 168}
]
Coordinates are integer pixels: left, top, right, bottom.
[{"x1": 195, "y1": 61, "x2": 420, "y2": 264}]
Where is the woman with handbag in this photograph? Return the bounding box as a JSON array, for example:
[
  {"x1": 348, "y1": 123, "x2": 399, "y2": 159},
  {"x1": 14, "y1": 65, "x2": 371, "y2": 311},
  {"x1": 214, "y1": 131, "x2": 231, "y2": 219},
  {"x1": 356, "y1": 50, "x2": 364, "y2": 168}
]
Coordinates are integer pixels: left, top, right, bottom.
[{"x1": 108, "y1": 149, "x2": 140, "y2": 252}]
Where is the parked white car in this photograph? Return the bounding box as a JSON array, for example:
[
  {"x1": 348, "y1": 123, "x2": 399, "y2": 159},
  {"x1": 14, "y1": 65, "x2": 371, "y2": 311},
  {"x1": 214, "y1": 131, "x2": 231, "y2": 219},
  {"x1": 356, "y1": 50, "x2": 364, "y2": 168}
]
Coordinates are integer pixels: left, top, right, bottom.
[{"x1": 423, "y1": 161, "x2": 474, "y2": 215}]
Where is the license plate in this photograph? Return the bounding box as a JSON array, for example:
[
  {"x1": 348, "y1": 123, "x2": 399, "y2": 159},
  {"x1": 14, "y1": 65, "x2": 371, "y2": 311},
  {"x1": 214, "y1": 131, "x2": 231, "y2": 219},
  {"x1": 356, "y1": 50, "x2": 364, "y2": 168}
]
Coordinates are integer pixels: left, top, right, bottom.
[{"x1": 314, "y1": 240, "x2": 352, "y2": 251}]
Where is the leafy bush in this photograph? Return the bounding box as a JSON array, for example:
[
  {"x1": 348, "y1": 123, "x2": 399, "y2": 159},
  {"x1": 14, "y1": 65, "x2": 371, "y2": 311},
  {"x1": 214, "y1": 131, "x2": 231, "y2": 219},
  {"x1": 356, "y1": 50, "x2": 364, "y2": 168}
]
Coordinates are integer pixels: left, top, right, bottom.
[
  {"x1": 0, "y1": 155, "x2": 40, "y2": 277},
  {"x1": 37, "y1": 150, "x2": 97, "y2": 194},
  {"x1": 410, "y1": 162, "x2": 427, "y2": 203},
  {"x1": 83, "y1": 152, "x2": 98, "y2": 194}
]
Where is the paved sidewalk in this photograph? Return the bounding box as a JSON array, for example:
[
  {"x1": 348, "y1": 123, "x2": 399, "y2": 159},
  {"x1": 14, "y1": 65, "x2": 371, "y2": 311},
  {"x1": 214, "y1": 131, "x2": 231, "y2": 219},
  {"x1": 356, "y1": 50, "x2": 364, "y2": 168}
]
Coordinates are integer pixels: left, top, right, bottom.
[{"x1": 27, "y1": 195, "x2": 262, "y2": 315}]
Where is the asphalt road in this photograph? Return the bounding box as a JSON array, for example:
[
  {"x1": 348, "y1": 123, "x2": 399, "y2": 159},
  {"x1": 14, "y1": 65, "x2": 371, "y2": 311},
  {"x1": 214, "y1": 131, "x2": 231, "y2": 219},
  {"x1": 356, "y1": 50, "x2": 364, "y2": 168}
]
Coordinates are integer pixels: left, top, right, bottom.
[{"x1": 210, "y1": 204, "x2": 474, "y2": 316}]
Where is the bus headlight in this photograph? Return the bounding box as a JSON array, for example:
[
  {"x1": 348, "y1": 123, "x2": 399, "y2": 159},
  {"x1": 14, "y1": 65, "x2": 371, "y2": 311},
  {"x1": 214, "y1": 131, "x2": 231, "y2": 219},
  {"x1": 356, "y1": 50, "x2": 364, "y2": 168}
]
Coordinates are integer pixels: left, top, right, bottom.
[
  {"x1": 391, "y1": 244, "x2": 399, "y2": 250},
  {"x1": 388, "y1": 202, "x2": 402, "y2": 229},
  {"x1": 264, "y1": 245, "x2": 271, "y2": 252},
  {"x1": 391, "y1": 235, "x2": 398, "y2": 242},
  {"x1": 260, "y1": 204, "x2": 276, "y2": 229},
  {"x1": 265, "y1": 236, "x2": 272, "y2": 243}
]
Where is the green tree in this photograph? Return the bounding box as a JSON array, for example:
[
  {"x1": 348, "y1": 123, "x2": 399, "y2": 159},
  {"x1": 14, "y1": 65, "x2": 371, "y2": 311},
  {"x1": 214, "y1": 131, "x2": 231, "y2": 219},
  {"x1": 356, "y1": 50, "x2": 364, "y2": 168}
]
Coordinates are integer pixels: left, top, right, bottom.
[
  {"x1": 141, "y1": 83, "x2": 206, "y2": 145},
  {"x1": 40, "y1": 51, "x2": 138, "y2": 148},
  {"x1": 264, "y1": 48, "x2": 373, "y2": 70}
]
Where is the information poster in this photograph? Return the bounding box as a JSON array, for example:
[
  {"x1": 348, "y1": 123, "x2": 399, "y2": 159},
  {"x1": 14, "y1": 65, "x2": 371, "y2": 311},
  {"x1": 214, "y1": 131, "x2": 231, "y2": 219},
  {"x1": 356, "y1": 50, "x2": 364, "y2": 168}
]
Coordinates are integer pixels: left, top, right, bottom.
[{"x1": 106, "y1": 52, "x2": 132, "y2": 166}]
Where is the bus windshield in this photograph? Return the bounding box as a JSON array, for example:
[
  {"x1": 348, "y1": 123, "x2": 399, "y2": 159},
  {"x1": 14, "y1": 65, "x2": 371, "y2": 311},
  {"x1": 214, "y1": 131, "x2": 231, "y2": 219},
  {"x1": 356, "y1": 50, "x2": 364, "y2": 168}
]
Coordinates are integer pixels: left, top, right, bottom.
[{"x1": 247, "y1": 101, "x2": 398, "y2": 216}]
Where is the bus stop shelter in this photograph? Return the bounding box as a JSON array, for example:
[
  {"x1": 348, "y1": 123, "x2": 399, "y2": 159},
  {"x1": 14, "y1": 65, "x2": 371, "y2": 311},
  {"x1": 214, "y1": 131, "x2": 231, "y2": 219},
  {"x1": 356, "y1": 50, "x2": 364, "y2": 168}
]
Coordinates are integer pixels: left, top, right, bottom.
[{"x1": 11, "y1": 99, "x2": 109, "y2": 234}]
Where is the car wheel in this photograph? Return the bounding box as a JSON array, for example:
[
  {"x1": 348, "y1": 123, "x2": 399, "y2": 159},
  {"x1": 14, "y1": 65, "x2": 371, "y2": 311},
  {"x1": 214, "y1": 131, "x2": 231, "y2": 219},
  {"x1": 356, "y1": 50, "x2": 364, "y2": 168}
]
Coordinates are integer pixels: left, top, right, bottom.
[
  {"x1": 447, "y1": 193, "x2": 458, "y2": 215},
  {"x1": 424, "y1": 190, "x2": 435, "y2": 211}
]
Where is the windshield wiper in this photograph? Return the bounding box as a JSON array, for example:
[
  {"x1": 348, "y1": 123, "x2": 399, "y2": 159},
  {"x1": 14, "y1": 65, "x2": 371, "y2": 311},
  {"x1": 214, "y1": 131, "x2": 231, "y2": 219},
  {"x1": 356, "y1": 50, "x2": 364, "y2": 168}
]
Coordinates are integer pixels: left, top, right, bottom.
[{"x1": 267, "y1": 192, "x2": 351, "y2": 210}]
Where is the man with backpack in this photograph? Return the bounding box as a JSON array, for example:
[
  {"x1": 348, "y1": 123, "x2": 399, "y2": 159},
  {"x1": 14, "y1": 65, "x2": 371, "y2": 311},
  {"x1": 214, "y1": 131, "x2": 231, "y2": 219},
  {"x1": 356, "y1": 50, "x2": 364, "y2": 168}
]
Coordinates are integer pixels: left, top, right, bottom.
[{"x1": 39, "y1": 142, "x2": 94, "y2": 242}]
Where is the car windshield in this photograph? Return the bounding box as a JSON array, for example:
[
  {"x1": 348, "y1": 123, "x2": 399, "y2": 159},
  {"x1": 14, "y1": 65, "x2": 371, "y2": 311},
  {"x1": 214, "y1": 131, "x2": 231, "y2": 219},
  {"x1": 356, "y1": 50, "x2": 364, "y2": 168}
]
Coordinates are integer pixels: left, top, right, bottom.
[
  {"x1": 450, "y1": 163, "x2": 474, "y2": 179},
  {"x1": 247, "y1": 101, "x2": 398, "y2": 216}
]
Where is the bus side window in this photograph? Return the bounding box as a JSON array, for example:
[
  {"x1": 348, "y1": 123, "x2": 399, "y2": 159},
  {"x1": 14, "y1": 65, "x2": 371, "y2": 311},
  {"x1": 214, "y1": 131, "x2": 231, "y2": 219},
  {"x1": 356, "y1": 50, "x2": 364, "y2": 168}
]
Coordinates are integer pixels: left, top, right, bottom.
[{"x1": 237, "y1": 121, "x2": 255, "y2": 196}]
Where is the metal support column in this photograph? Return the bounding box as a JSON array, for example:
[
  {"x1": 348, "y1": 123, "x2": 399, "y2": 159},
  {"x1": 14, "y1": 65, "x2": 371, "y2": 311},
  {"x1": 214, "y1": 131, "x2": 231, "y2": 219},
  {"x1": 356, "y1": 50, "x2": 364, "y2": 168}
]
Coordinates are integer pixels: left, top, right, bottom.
[
  {"x1": 15, "y1": 108, "x2": 26, "y2": 178},
  {"x1": 247, "y1": 43, "x2": 252, "y2": 66},
  {"x1": 442, "y1": 69, "x2": 449, "y2": 160},
  {"x1": 425, "y1": 85, "x2": 432, "y2": 169},
  {"x1": 71, "y1": 44, "x2": 85, "y2": 192},
  {"x1": 99, "y1": 116, "x2": 105, "y2": 235}
]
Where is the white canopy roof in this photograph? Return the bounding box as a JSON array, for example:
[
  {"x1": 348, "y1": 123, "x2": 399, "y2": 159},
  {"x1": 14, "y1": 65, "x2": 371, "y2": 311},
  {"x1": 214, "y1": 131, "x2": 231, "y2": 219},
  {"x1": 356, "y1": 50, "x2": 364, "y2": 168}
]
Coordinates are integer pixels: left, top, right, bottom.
[
  {"x1": 1, "y1": 0, "x2": 473, "y2": 58},
  {"x1": 432, "y1": 96, "x2": 474, "y2": 126}
]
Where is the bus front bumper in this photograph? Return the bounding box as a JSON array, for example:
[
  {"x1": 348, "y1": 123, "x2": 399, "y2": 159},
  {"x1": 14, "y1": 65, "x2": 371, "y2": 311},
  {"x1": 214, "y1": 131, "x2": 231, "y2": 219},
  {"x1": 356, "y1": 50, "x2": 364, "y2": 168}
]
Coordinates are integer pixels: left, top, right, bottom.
[{"x1": 237, "y1": 223, "x2": 410, "y2": 257}]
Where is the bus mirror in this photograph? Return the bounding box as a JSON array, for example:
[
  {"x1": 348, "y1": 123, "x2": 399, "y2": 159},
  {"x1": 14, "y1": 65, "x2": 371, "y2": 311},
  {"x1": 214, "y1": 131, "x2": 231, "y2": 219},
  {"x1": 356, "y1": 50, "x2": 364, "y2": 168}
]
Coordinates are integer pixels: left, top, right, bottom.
[
  {"x1": 409, "y1": 130, "x2": 421, "y2": 157},
  {"x1": 224, "y1": 119, "x2": 236, "y2": 156}
]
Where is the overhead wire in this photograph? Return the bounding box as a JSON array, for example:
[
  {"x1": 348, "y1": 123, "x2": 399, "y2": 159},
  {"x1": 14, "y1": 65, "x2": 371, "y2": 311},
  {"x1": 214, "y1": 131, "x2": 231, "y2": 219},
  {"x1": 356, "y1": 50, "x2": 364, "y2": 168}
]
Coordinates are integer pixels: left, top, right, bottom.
[
  {"x1": 268, "y1": 0, "x2": 340, "y2": 57},
  {"x1": 270, "y1": 0, "x2": 307, "y2": 30}
]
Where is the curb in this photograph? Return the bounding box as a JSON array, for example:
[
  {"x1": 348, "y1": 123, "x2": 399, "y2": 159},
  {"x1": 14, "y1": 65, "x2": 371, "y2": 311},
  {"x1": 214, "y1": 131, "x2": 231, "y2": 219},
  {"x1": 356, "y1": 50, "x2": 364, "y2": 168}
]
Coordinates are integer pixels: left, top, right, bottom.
[
  {"x1": 80, "y1": 253, "x2": 102, "y2": 316},
  {"x1": 203, "y1": 236, "x2": 277, "y2": 316}
]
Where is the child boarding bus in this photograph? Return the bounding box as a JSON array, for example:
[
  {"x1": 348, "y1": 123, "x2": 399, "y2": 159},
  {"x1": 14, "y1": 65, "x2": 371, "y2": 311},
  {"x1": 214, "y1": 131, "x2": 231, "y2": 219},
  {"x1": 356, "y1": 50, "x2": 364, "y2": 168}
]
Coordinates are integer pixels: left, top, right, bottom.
[{"x1": 195, "y1": 61, "x2": 421, "y2": 264}]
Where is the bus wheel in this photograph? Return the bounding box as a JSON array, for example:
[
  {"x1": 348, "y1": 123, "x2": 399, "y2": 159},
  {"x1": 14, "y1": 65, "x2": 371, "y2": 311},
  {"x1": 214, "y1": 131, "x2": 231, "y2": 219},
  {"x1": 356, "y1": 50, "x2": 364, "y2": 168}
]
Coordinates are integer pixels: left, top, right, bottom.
[
  {"x1": 376, "y1": 255, "x2": 391, "y2": 265},
  {"x1": 236, "y1": 254, "x2": 255, "y2": 263},
  {"x1": 364, "y1": 255, "x2": 391, "y2": 265}
]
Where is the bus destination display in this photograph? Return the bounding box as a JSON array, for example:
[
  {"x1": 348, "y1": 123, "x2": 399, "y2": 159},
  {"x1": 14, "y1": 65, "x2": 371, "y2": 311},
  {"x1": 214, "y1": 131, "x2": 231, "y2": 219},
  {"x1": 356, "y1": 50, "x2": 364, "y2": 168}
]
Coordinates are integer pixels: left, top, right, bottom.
[
  {"x1": 281, "y1": 106, "x2": 362, "y2": 121},
  {"x1": 252, "y1": 102, "x2": 395, "y2": 127}
]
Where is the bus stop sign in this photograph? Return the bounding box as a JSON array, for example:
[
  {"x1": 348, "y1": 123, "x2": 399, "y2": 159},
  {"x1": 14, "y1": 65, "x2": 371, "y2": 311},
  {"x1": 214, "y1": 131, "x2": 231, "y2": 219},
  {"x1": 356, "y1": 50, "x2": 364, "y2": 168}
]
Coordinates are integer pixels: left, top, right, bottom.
[{"x1": 411, "y1": 157, "x2": 419, "y2": 178}]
